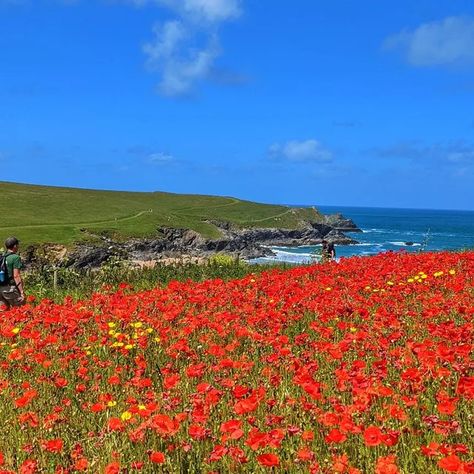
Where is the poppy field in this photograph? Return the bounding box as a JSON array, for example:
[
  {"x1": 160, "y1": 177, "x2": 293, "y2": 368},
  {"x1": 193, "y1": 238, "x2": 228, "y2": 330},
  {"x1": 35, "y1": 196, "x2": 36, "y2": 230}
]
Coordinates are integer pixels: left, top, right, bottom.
[{"x1": 0, "y1": 251, "x2": 473, "y2": 473}]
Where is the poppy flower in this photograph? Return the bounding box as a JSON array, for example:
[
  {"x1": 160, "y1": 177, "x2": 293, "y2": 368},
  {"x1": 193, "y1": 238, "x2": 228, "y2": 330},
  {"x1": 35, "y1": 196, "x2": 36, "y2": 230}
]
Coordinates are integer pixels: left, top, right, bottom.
[
  {"x1": 363, "y1": 426, "x2": 383, "y2": 446},
  {"x1": 149, "y1": 451, "x2": 165, "y2": 464},
  {"x1": 438, "y1": 455, "x2": 462, "y2": 472},
  {"x1": 257, "y1": 453, "x2": 279, "y2": 467}
]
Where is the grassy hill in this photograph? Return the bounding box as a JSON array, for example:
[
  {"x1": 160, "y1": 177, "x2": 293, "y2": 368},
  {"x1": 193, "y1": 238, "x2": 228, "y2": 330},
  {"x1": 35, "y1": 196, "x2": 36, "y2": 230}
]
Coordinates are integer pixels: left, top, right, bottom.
[{"x1": 0, "y1": 181, "x2": 323, "y2": 245}]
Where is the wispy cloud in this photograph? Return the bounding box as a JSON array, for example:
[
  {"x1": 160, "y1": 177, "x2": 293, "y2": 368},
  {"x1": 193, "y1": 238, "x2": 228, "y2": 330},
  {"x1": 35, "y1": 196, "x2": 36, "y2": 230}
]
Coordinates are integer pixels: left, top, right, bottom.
[
  {"x1": 384, "y1": 16, "x2": 474, "y2": 67},
  {"x1": 269, "y1": 139, "x2": 333, "y2": 163},
  {"x1": 140, "y1": 0, "x2": 242, "y2": 97},
  {"x1": 147, "y1": 151, "x2": 175, "y2": 164},
  {"x1": 372, "y1": 140, "x2": 474, "y2": 177}
]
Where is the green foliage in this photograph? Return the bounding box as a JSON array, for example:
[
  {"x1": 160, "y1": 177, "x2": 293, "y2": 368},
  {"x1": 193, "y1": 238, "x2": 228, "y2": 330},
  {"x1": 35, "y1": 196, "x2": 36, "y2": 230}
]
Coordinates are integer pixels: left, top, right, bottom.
[
  {"x1": 208, "y1": 253, "x2": 243, "y2": 267},
  {"x1": 0, "y1": 181, "x2": 324, "y2": 246},
  {"x1": 24, "y1": 260, "x2": 292, "y2": 303}
]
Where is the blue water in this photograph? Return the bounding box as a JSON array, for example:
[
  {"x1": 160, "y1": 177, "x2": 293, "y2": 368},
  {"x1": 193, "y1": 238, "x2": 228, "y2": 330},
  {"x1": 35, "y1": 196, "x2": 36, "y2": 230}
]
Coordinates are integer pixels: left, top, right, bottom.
[{"x1": 254, "y1": 206, "x2": 474, "y2": 264}]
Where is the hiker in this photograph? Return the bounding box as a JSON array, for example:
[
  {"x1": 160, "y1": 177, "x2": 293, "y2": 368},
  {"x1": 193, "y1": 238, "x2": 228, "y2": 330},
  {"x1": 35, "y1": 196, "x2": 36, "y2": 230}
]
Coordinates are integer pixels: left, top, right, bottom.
[
  {"x1": 321, "y1": 239, "x2": 336, "y2": 263},
  {"x1": 0, "y1": 237, "x2": 26, "y2": 310}
]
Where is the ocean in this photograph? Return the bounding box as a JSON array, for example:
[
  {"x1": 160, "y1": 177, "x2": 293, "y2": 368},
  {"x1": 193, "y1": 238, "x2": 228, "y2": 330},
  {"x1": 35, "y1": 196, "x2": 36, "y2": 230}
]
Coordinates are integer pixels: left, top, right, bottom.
[{"x1": 253, "y1": 206, "x2": 474, "y2": 264}]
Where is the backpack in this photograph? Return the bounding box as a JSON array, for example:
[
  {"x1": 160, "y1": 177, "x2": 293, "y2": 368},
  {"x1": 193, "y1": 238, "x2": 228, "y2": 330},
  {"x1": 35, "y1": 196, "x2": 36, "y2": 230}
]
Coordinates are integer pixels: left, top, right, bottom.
[{"x1": 0, "y1": 253, "x2": 9, "y2": 285}]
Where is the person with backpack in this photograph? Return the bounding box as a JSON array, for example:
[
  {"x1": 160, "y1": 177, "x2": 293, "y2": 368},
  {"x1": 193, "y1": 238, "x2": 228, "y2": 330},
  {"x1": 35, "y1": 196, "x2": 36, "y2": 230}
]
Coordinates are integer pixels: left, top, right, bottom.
[
  {"x1": 0, "y1": 237, "x2": 26, "y2": 310},
  {"x1": 321, "y1": 239, "x2": 336, "y2": 263}
]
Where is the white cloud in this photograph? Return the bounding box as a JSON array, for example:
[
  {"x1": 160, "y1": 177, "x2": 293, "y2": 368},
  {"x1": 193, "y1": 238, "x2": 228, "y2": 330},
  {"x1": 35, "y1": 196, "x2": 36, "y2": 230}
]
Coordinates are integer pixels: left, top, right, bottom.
[
  {"x1": 148, "y1": 152, "x2": 175, "y2": 164},
  {"x1": 155, "y1": 0, "x2": 241, "y2": 23},
  {"x1": 384, "y1": 16, "x2": 474, "y2": 67},
  {"x1": 140, "y1": 0, "x2": 241, "y2": 97},
  {"x1": 144, "y1": 22, "x2": 220, "y2": 97},
  {"x1": 269, "y1": 139, "x2": 333, "y2": 162}
]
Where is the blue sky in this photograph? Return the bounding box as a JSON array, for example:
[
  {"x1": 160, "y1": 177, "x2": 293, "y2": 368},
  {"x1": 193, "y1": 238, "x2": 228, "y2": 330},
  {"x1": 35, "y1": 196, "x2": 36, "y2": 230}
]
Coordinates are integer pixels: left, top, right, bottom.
[{"x1": 1, "y1": 0, "x2": 474, "y2": 210}]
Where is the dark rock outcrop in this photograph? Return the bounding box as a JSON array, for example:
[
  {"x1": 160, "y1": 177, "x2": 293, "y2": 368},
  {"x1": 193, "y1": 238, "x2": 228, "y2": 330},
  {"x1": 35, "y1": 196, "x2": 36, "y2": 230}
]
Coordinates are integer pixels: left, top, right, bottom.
[
  {"x1": 24, "y1": 212, "x2": 362, "y2": 268},
  {"x1": 323, "y1": 213, "x2": 362, "y2": 232}
]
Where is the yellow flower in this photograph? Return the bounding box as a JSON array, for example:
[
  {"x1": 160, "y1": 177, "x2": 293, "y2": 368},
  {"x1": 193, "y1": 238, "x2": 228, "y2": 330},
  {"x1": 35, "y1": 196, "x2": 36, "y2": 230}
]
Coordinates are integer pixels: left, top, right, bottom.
[
  {"x1": 124, "y1": 344, "x2": 134, "y2": 350},
  {"x1": 107, "y1": 401, "x2": 117, "y2": 407},
  {"x1": 449, "y1": 269, "x2": 456, "y2": 275},
  {"x1": 108, "y1": 330, "x2": 116, "y2": 336},
  {"x1": 407, "y1": 278, "x2": 414, "y2": 283},
  {"x1": 154, "y1": 337, "x2": 161, "y2": 343},
  {"x1": 121, "y1": 411, "x2": 132, "y2": 421},
  {"x1": 350, "y1": 327, "x2": 357, "y2": 333},
  {"x1": 325, "y1": 287, "x2": 332, "y2": 291},
  {"x1": 387, "y1": 281, "x2": 394, "y2": 286},
  {"x1": 11, "y1": 327, "x2": 20, "y2": 335},
  {"x1": 146, "y1": 328, "x2": 154, "y2": 334},
  {"x1": 131, "y1": 322, "x2": 143, "y2": 329},
  {"x1": 108, "y1": 322, "x2": 116, "y2": 328},
  {"x1": 138, "y1": 405, "x2": 146, "y2": 411},
  {"x1": 434, "y1": 271, "x2": 444, "y2": 277}
]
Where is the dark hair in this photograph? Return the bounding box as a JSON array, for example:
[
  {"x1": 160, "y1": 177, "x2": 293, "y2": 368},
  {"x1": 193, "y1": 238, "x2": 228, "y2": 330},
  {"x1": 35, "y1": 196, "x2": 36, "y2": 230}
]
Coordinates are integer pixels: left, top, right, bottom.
[{"x1": 5, "y1": 237, "x2": 19, "y2": 250}]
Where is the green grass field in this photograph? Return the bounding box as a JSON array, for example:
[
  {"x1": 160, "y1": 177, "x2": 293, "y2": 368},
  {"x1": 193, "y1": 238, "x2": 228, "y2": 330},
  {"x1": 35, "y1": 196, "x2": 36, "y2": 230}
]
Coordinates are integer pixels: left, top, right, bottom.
[{"x1": 0, "y1": 181, "x2": 323, "y2": 245}]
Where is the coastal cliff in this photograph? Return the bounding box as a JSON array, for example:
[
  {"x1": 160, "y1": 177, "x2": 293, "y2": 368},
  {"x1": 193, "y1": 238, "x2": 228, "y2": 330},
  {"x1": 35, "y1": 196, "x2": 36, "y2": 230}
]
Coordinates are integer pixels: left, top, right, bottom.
[{"x1": 48, "y1": 212, "x2": 361, "y2": 268}]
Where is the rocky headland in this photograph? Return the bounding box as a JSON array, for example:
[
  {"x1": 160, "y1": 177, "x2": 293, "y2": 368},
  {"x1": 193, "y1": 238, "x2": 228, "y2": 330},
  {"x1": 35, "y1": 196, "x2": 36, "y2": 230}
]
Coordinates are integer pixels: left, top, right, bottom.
[{"x1": 24, "y1": 212, "x2": 362, "y2": 269}]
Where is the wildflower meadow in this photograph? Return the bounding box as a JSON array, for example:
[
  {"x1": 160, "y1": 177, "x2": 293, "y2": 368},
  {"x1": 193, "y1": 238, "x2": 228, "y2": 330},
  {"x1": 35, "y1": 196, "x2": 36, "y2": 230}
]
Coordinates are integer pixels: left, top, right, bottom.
[{"x1": 0, "y1": 251, "x2": 473, "y2": 473}]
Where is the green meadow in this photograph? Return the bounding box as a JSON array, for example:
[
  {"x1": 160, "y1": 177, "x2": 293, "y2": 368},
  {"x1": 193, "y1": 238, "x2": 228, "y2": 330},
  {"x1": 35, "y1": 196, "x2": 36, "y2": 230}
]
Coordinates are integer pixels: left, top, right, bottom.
[{"x1": 0, "y1": 181, "x2": 322, "y2": 245}]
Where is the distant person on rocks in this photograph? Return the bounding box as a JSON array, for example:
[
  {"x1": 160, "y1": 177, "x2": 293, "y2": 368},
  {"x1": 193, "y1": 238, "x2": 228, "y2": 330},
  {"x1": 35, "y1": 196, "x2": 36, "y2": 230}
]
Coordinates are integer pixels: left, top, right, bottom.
[
  {"x1": 321, "y1": 239, "x2": 336, "y2": 263},
  {"x1": 0, "y1": 237, "x2": 26, "y2": 311}
]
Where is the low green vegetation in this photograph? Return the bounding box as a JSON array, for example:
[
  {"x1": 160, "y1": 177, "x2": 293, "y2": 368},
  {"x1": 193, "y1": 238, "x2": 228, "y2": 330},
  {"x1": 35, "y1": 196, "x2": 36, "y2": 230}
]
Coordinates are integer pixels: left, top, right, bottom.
[
  {"x1": 24, "y1": 258, "x2": 293, "y2": 303},
  {"x1": 0, "y1": 181, "x2": 323, "y2": 246}
]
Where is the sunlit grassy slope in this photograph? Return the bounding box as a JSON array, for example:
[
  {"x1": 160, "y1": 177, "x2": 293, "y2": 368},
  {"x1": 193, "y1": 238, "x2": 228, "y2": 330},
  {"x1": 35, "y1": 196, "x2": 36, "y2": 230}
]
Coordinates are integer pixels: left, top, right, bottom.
[{"x1": 0, "y1": 182, "x2": 323, "y2": 245}]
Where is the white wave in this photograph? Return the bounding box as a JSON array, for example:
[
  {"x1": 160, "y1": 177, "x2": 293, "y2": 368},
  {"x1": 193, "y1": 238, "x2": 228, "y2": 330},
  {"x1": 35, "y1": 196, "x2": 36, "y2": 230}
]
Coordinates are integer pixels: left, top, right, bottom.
[{"x1": 389, "y1": 241, "x2": 421, "y2": 247}]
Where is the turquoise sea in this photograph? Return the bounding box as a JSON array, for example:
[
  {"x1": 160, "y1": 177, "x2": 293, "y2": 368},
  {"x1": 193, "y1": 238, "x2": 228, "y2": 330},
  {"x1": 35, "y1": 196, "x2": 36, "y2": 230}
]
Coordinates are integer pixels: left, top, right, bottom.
[{"x1": 255, "y1": 206, "x2": 474, "y2": 264}]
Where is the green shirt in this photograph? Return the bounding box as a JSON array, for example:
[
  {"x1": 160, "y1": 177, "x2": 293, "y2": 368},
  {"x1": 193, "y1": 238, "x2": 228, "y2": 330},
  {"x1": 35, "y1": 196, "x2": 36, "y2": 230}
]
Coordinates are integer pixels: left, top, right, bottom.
[{"x1": 5, "y1": 252, "x2": 22, "y2": 285}]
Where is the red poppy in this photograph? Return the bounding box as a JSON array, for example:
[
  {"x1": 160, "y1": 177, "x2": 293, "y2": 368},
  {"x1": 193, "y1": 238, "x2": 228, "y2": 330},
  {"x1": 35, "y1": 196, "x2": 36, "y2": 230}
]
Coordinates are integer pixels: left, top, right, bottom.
[
  {"x1": 149, "y1": 451, "x2": 165, "y2": 464},
  {"x1": 363, "y1": 426, "x2": 383, "y2": 447},
  {"x1": 104, "y1": 462, "x2": 120, "y2": 474},
  {"x1": 375, "y1": 455, "x2": 399, "y2": 474},
  {"x1": 438, "y1": 455, "x2": 462, "y2": 472},
  {"x1": 107, "y1": 417, "x2": 124, "y2": 432},
  {"x1": 257, "y1": 453, "x2": 279, "y2": 467},
  {"x1": 326, "y1": 429, "x2": 347, "y2": 444},
  {"x1": 42, "y1": 439, "x2": 63, "y2": 453},
  {"x1": 73, "y1": 458, "x2": 88, "y2": 471}
]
